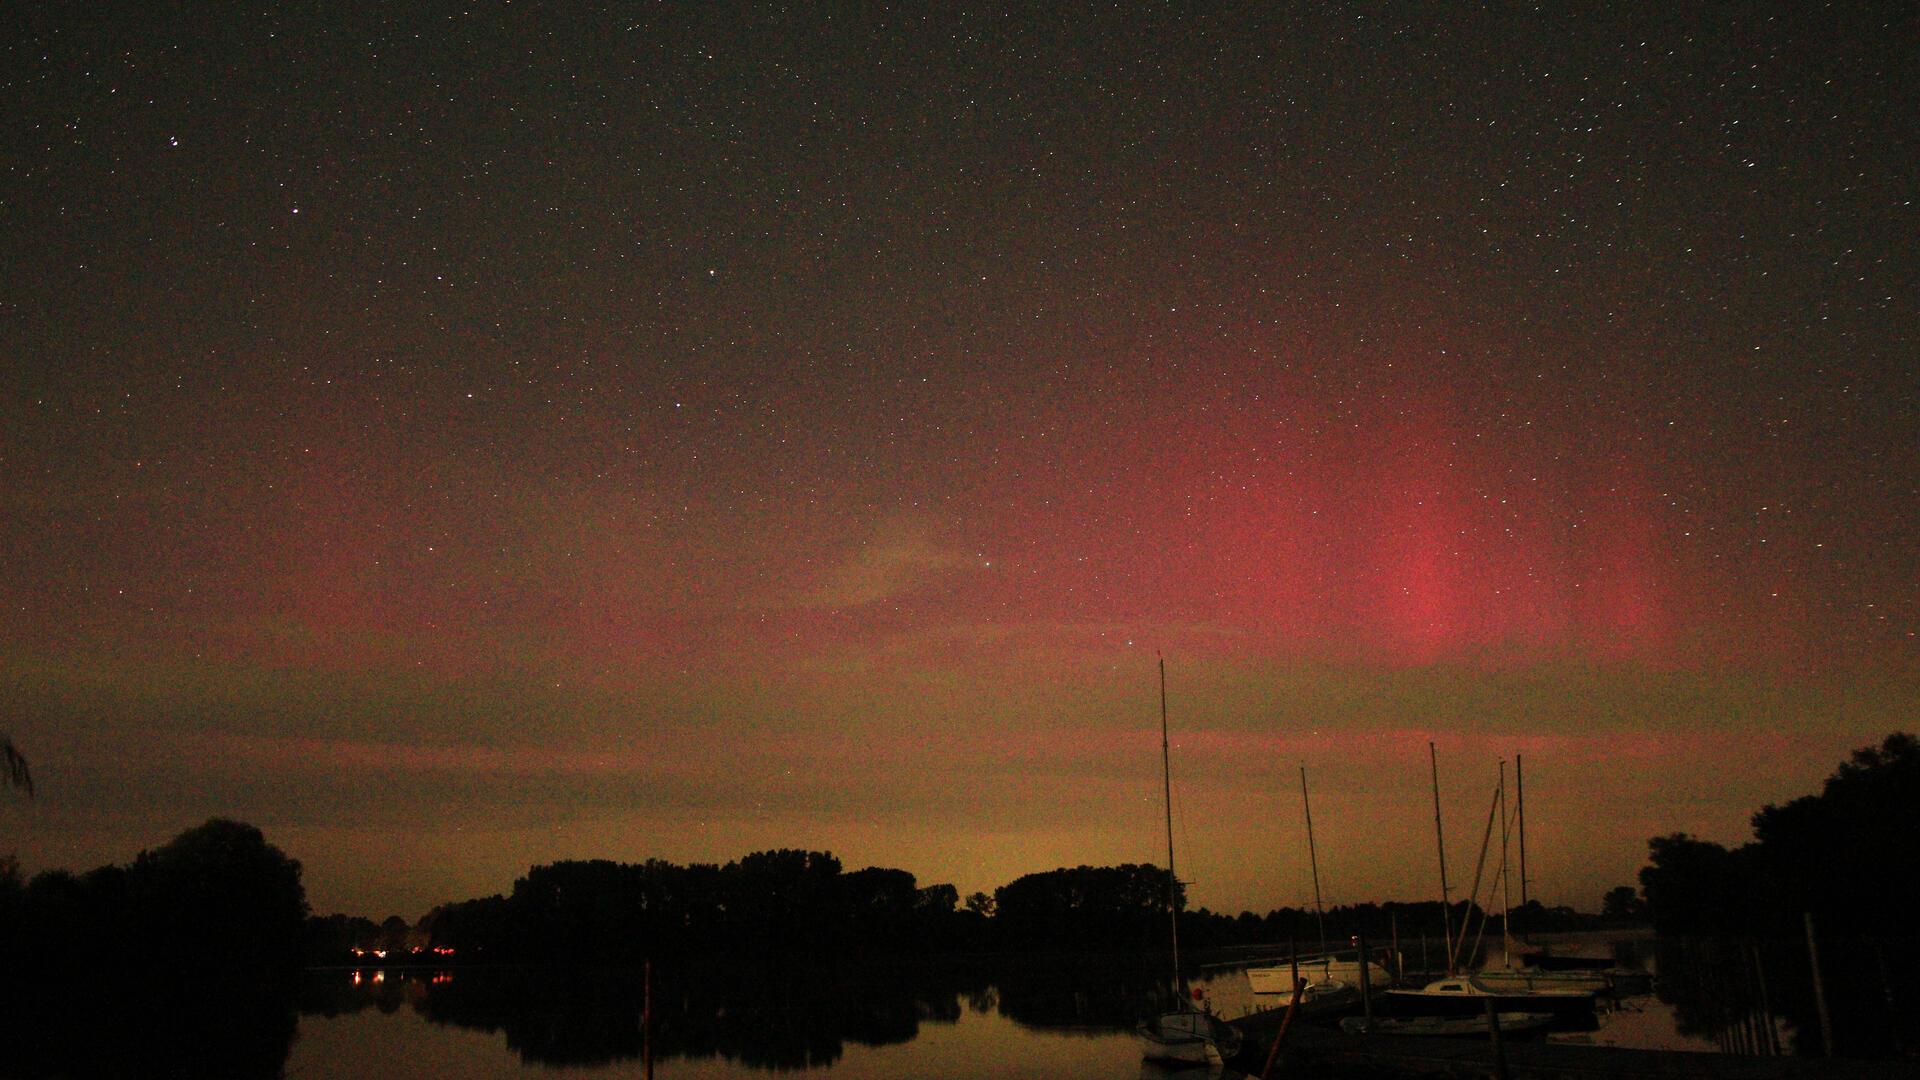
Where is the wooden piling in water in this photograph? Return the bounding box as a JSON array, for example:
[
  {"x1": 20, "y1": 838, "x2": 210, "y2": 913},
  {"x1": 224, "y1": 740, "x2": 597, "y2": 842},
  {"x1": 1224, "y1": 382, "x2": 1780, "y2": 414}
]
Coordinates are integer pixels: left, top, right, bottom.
[
  {"x1": 643, "y1": 958, "x2": 654, "y2": 1080},
  {"x1": 1356, "y1": 931, "x2": 1374, "y2": 1028},
  {"x1": 1484, "y1": 998, "x2": 1510, "y2": 1080},
  {"x1": 1389, "y1": 913, "x2": 1401, "y2": 983},
  {"x1": 1805, "y1": 912, "x2": 1834, "y2": 1058},
  {"x1": 1751, "y1": 940, "x2": 1781, "y2": 1056},
  {"x1": 1289, "y1": 932, "x2": 1299, "y2": 994}
]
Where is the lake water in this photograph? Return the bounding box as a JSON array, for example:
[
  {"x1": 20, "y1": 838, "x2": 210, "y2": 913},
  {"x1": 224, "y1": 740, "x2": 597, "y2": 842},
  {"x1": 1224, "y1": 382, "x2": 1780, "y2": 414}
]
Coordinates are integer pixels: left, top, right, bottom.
[
  {"x1": 286, "y1": 961, "x2": 1179, "y2": 1079},
  {"x1": 3, "y1": 933, "x2": 1892, "y2": 1075},
  {"x1": 279, "y1": 948, "x2": 1733, "y2": 1079},
  {"x1": 289, "y1": 974, "x2": 1155, "y2": 1079}
]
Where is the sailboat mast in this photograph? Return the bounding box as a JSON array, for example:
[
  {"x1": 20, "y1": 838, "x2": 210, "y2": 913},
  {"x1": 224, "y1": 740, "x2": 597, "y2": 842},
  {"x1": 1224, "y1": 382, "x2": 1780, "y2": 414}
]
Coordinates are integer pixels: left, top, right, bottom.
[
  {"x1": 1499, "y1": 760, "x2": 1514, "y2": 968},
  {"x1": 1159, "y1": 656, "x2": 1181, "y2": 995},
  {"x1": 1516, "y1": 753, "x2": 1529, "y2": 911},
  {"x1": 1301, "y1": 765, "x2": 1327, "y2": 956},
  {"x1": 1430, "y1": 741, "x2": 1455, "y2": 972}
]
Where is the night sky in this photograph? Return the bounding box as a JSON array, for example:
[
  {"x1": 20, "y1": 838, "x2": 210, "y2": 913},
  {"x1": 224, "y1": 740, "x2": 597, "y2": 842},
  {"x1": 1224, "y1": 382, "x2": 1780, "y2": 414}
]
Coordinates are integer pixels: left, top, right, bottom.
[{"x1": 4, "y1": 5, "x2": 1914, "y2": 921}]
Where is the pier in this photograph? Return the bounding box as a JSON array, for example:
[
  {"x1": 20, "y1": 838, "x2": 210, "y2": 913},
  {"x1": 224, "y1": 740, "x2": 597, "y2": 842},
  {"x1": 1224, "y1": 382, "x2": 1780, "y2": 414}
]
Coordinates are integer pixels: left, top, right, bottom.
[{"x1": 1234, "y1": 1007, "x2": 1916, "y2": 1079}]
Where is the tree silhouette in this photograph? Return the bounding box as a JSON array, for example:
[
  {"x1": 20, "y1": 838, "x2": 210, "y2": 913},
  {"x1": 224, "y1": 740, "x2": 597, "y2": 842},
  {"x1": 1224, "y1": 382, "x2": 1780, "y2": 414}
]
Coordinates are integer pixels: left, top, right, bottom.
[
  {"x1": 130, "y1": 818, "x2": 309, "y2": 973},
  {"x1": 1638, "y1": 733, "x2": 1919, "y2": 938},
  {"x1": 992, "y1": 864, "x2": 1170, "y2": 947},
  {"x1": 1601, "y1": 884, "x2": 1645, "y2": 921},
  {"x1": 1748, "y1": 731, "x2": 1919, "y2": 935}
]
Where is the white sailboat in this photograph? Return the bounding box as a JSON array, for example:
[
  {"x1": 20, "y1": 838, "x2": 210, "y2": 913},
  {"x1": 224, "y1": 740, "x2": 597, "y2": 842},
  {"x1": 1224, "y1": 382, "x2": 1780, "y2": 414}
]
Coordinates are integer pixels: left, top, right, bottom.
[
  {"x1": 1383, "y1": 972, "x2": 1598, "y2": 1019},
  {"x1": 1137, "y1": 658, "x2": 1242, "y2": 1067}
]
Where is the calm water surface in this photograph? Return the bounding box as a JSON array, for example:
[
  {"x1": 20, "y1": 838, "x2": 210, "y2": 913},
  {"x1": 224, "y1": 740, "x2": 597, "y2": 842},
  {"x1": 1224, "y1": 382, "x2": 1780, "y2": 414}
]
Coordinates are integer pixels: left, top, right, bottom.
[
  {"x1": 290, "y1": 988, "x2": 1153, "y2": 1079},
  {"x1": 282, "y1": 949, "x2": 1719, "y2": 1079},
  {"x1": 287, "y1": 964, "x2": 1167, "y2": 1080}
]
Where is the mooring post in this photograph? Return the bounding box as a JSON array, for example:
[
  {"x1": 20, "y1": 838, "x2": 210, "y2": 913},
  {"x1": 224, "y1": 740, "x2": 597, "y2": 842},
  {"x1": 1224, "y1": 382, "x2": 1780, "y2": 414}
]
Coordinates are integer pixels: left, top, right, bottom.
[
  {"x1": 1289, "y1": 931, "x2": 1299, "y2": 997},
  {"x1": 1804, "y1": 912, "x2": 1834, "y2": 1057},
  {"x1": 1730, "y1": 940, "x2": 1755, "y2": 1056},
  {"x1": 1484, "y1": 998, "x2": 1509, "y2": 1080},
  {"x1": 1356, "y1": 931, "x2": 1374, "y2": 1028},
  {"x1": 643, "y1": 958, "x2": 654, "y2": 1080},
  {"x1": 1390, "y1": 913, "x2": 1401, "y2": 983},
  {"x1": 1750, "y1": 941, "x2": 1780, "y2": 1055}
]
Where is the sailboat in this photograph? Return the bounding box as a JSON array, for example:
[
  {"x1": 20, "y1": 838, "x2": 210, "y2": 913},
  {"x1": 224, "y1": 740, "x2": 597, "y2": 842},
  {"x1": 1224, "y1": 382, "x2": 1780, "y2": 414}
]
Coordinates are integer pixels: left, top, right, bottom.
[
  {"x1": 1388, "y1": 760, "x2": 1602, "y2": 1022},
  {"x1": 1245, "y1": 765, "x2": 1390, "y2": 1000},
  {"x1": 1484, "y1": 756, "x2": 1648, "y2": 996},
  {"x1": 1136, "y1": 658, "x2": 1243, "y2": 1067}
]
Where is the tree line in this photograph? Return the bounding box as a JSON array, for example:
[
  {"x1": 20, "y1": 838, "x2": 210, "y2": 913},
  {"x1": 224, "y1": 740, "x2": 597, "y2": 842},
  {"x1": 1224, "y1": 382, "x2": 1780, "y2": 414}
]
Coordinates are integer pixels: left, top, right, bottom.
[
  {"x1": 1636, "y1": 732, "x2": 1918, "y2": 938},
  {"x1": 0, "y1": 818, "x2": 307, "y2": 980},
  {"x1": 1629, "y1": 732, "x2": 1917, "y2": 1059},
  {"x1": 3, "y1": 822, "x2": 1623, "y2": 977},
  {"x1": 381, "y1": 855, "x2": 1618, "y2": 966},
  {"x1": 0, "y1": 819, "x2": 309, "y2": 1077}
]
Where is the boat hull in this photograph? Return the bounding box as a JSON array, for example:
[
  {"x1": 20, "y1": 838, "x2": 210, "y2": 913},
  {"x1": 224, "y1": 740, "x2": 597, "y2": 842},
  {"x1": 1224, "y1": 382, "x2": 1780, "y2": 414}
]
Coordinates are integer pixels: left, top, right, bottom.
[
  {"x1": 1381, "y1": 977, "x2": 1598, "y2": 1027},
  {"x1": 1138, "y1": 1009, "x2": 1241, "y2": 1066},
  {"x1": 1247, "y1": 956, "x2": 1392, "y2": 995},
  {"x1": 1137, "y1": 1030, "x2": 1221, "y2": 1067},
  {"x1": 1469, "y1": 968, "x2": 1611, "y2": 996},
  {"x1": 1341, "y1": 1011, "x2": 1555, "y2": 1037}
]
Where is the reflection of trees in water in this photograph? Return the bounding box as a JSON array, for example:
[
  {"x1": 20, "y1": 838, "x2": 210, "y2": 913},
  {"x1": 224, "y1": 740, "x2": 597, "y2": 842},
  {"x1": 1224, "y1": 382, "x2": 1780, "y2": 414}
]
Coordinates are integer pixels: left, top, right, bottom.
[
  {"x1": 990, "y1": 957, "x2": 1164, "y2": 1032},
  {"x1": 298, "y1": 955, "x2": 1183, "y2": 1069},
  {"x1": 1655, "y1": 938, "x2": 1783, "y2": 1055},
  {"x1": 1655, "y1": 936, "x2": 1917, "y2": 1058},
  {"x1": 304, "y1": 964, "x2": 967, "y2": 1070},
  {"x1": 1638, "y1": 735, "x2": 1920, "y2": 1061},
  {"x1": 0, "y1": 974, "x2": 298, "y2": 1080}
]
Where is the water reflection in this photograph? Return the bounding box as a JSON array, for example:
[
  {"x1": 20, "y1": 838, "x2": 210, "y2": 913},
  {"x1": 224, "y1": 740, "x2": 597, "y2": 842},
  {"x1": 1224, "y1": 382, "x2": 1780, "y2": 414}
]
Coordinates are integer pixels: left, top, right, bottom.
[
  {"x1": 303, "y1": 960, "x2": 948, "y2": 1060},
  {"x1": 300, "y1": 959, "x2": 1173, "y2": 1070},
  {"x1": 1651, "y1": 935, "x2": 1918, "y2": 1058},
  {"x1": 14, "y1": 938, "x2": 1892, "y2": 1078}
]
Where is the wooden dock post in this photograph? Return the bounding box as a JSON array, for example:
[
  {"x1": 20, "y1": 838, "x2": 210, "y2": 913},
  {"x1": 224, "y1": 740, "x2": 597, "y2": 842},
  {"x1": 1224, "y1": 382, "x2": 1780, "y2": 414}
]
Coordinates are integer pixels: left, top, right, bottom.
[
  {"x1": 1804, "y1": 912, "x2": 1834, "y2": 1057},
  {"x1": 1484, "y1": 998, "x2": 1510, "y2": 1080},
  {"x1": 1356, "y1": 931, "x2": 1375, "y2": 1028},
  {"x1": 1750, "y1": 941, "x2": 1780, "y2": 1056},
  {"x1": 1289, "y1": 931, "x2": 1299, "y2": 995},
  {"x1": 1390, "y1": 913, "x2": 1401, "y2": 983}
]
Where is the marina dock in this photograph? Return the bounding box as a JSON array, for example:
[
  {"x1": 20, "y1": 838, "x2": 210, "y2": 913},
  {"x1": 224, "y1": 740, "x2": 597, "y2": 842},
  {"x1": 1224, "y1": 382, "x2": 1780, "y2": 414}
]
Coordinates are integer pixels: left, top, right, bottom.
[{"x1": 1234, "y1": 1007, "x2": 1917, "y2": 1079}]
